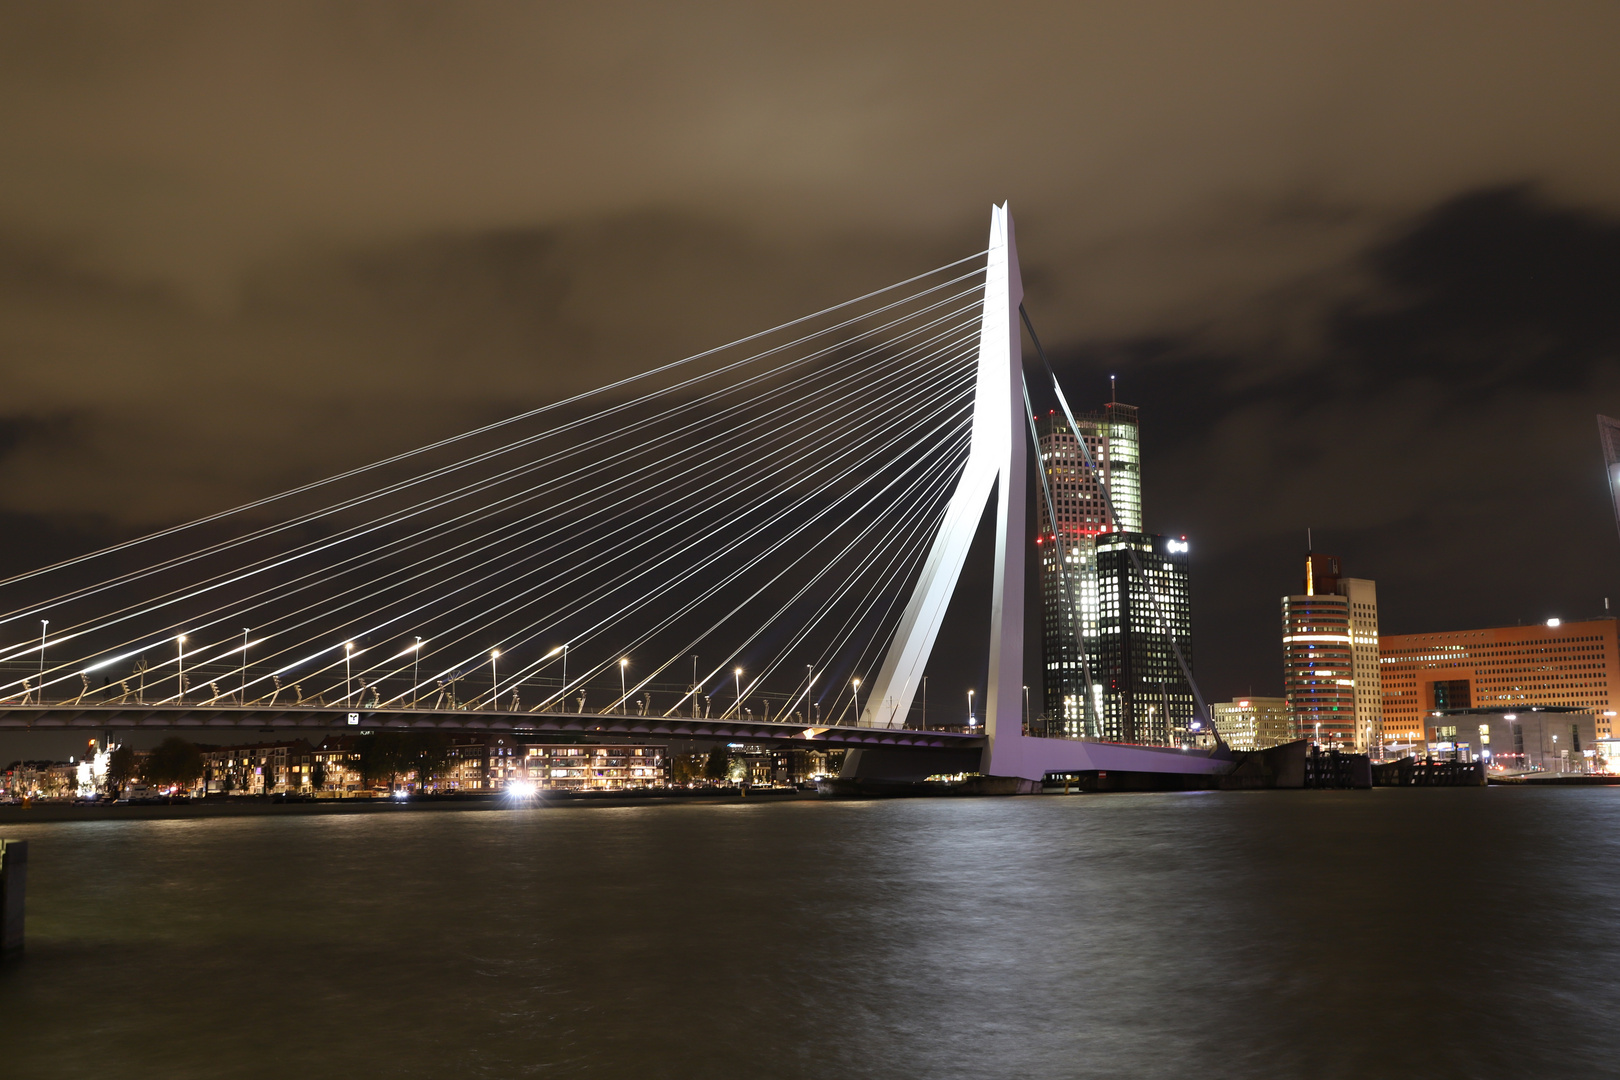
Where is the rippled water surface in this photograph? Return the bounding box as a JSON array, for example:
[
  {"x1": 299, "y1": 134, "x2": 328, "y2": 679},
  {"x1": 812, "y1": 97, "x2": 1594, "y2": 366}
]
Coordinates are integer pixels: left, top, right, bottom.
[{"x1": 3, "y1": 788, "x2": 1618, "y2": 1078}]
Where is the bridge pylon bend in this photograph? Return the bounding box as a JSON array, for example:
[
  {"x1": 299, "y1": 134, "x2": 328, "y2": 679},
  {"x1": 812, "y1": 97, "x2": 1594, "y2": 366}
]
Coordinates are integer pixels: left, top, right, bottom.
[{"x1": 856, "y1": 203, "x2": 1024, "y2": 767}]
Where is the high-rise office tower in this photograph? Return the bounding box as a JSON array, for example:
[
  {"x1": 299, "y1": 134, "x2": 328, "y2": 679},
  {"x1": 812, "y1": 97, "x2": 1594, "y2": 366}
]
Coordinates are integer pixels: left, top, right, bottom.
[
  {"x1": 1035, "y1": 397, "x2": 1141, "y2": 734},
  {"x1": 1280, "y1": 552, "x2": 1382, "y2": 751},
  {"x1": 1093, "y1": 531, "x2": 1194, "y2": 746}
]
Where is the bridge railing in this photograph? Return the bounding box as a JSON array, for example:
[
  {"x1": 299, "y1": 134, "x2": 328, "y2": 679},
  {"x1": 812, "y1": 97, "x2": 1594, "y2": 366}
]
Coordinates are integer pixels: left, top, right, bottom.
[{"x1": 0, "y1": 659, "x2": 974, "y2": 731}]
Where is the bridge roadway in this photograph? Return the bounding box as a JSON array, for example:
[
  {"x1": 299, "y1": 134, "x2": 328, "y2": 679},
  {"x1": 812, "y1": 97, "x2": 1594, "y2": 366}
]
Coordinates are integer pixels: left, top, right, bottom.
[{"x1": 0, "y1": 703, "x2": 982, "y2": 752}]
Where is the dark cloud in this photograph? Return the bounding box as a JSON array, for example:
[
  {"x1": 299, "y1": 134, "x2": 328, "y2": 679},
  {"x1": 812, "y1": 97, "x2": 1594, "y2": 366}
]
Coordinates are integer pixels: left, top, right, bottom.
[
  {"x1": 1, "y1": 3, "x2": 1618, "y2": 707},
  {"x1": 1068, "y1": 186, "x2": 1620, "y2": 698}
]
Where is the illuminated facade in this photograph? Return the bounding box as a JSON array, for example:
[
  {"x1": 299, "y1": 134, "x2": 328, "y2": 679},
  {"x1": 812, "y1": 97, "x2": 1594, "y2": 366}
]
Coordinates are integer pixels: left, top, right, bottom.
[
  {"x1": 1281, "y1": 553, "x2": 1382, "y2": 752},
  {"x1": 524, "y1": 744, "x2": 667, "y2": 790},
  {"x1": 443, "y1": 733, "x2": 524, "y2": 791},
  {"x1": 203, "y1": 740, "x2": 314, "y2": 794},
  {"x1": 1428, "y1": 707, "x2": 1598, "y2": 772},
  {"x1": 1210, "y1": 697, "x2": 1292, "y2": 751},
  {"x1": 1092, "y1": 532, "x2": 1193, "y2": 746},
  {"x1": 1035, "y1": 399, "x2": 1142, "y2": 733},
  {"x1": 1380, "y1": 619, "x2": 1620, "y2": 748}
]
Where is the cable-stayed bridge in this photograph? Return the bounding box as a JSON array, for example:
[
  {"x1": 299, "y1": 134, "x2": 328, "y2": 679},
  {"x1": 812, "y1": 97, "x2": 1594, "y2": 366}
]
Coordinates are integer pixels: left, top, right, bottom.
[{"x1": 0, "y1": 206, "x2": 1231, "y2": 786}]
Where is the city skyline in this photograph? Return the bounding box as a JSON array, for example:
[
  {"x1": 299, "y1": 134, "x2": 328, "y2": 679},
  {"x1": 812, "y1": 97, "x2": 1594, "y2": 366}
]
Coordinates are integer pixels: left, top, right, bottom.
[
  {"x1": 3, "y1": 11, "x2": 1619, "y2": 1080},
  {"x1": 0, "y1": 8, "x2": 1617, "y2": 716}
]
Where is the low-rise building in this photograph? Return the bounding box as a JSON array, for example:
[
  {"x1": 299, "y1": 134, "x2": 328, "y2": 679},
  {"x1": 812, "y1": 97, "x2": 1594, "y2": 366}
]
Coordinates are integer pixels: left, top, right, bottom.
[
  {"x1": 523, "y1": 744, "x2": 666, "y2": 790},
  {"x1": 203, "y1": 740, "x2": 314, "y2": 795},
  {"x1": 1210, "y1": 697, "x2": 1293, "y2": 751},
  {"x1": 443, "y1": 734, "x2": 524, "y2": 791},
  {"x1": 2, "y1": 760, "x2": 79, "y2": 799},
  {"x1": 1425, "y1": 707, "x2": 1598, "y2": 773},
  {"x1": 312, "y1": 735, "x2": 365, "y2": 795}
]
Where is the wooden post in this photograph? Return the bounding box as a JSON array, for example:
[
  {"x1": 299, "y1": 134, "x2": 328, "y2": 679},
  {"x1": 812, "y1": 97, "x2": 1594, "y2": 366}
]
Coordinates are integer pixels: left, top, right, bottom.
[{"x1": 0, "y1": 839, "x2": 26, "y2": 958}]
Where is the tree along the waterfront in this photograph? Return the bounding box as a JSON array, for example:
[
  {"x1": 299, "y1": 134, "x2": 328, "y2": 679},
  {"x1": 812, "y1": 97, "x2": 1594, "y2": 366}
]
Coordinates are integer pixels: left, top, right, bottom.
[{"x1": 143, "y1": 737, "x2": 204, "y2": 791}]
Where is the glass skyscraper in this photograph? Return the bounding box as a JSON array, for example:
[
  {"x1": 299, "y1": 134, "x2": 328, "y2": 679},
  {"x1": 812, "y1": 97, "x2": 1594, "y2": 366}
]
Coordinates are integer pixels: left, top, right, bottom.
[
  {"x1": 1093, "y1": 532, "x2": 1195, "y2": 745},
  {"x1": 1037, "y1": 397, "x2": 1172, "y2": 739}
]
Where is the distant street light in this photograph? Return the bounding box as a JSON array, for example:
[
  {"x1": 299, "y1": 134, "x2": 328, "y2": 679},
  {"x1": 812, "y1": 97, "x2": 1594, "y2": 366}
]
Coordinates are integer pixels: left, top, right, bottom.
[
  {"x1": 619, "y1": 658, "x2": 628, "y2": 713},
  {"x1": 851, "y1": 678, "x2": 861, "y2": 726},
  {"x1": 968, "y1": 688, "x2": 975, "y2": 727},
  {"x1": 490, "y1": 649, "x2": 501, "y2": 711},
  {"x1": 734, "y1": 667, "x2": 743, "y2": 718},
  {"x1": 176, "y1": 635, "x2": 187, "y2": 704},
  {"x1": 38, "y1": 618, "x2": 48, "y2": 684},
  {"x1": 240, "y1": 628, "x2": 251, "y2": 706},
  {"x1": 345, "y1": 641, "x2": 355, "y2": 706}
]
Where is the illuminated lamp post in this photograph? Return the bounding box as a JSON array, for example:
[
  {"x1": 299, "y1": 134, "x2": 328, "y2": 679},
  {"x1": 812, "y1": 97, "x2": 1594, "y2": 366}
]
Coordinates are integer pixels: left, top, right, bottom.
[
  {"x1": 176, "y1": 635, "x2": 187, "y2": 704},
  {"x1": 734, "y1": 667, "x2": 743, "y2": 719},
  {"x1": 345, "y1": 641, "x2": 355, "y2": 706},
  {"x1": 490, "y1": 649, "x2": 501, "y2": 711},
  {"x1": 619, "y1": 658, "x2": 628, "y2": 714},
  {"x1": 851, "y1": 678, "x2": 861, "y2": 726},
  {"x1": 968, "y1": 688, "x2": 975, "y2": 728}
]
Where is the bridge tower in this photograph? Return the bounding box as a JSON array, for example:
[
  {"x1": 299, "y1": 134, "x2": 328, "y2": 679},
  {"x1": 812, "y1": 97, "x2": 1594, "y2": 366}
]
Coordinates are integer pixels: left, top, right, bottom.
[{"x1": 857, "y1": 203, "x2": 1026, "y2": 772}]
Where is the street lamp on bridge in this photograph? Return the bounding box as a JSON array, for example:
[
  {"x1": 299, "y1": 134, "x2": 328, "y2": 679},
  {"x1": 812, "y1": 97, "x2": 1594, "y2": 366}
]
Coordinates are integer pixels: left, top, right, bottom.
[
  {"x1": 734, "y1": 667, "x2": 743, "y2": 718},
  {"x1": 967, "y1": 688, "x2": 975, "y2": 728},
  {"x1": 490, "y1": 649, "x2": 500, "y2": 711},
  {"x1": 176, "y1": 635, "x2": 187, "y2": 704},
  {"x1": 619, "y1": 657, "x2": 628, "y2": 714},
  {"x1": 851, "y1": 678, "x2": 861, "y2": 726},
  {"x1": 345, "y1": 641, "x2": 355, "y2": 706}
]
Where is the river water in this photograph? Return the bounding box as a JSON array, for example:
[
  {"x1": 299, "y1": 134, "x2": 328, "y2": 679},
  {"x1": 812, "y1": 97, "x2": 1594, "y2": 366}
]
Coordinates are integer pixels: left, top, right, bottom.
[{"x1": 2, "y1": 788, "x2": 1617, "y2": 1079}]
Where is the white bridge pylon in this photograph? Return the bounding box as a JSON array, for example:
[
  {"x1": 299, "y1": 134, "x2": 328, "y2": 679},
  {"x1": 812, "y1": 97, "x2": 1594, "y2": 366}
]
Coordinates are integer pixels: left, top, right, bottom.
[
  {"x1": 858, "y1": 204, "x2": 1024, "y2": 756},
  {"x1": 859, "y1": 204, "x2": 1227, "y2": 783}
]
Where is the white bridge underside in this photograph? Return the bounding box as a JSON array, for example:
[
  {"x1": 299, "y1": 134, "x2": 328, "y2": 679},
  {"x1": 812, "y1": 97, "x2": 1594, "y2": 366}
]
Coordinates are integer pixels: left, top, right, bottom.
[{"x1": 854, "y1": 204, "x2": 1231, "y2": 783}]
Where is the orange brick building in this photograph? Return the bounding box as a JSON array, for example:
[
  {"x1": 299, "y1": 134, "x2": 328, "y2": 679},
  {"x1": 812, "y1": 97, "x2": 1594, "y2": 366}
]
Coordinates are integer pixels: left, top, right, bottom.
[{"x1": 1379, "y1": 619, "x2": 1620, "y2": 747}]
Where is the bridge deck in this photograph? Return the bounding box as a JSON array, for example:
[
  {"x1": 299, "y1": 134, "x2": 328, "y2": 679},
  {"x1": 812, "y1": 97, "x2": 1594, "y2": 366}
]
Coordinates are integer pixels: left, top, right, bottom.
[{"x1": 0, "y1": 704, "x2": 979, "y2": 750}]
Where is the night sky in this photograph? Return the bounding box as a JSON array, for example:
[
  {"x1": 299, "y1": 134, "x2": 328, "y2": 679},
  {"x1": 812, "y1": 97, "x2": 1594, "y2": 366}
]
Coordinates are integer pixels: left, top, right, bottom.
[{"x1": 2, "y1": 3, "x2": 1619, "y2": 717}]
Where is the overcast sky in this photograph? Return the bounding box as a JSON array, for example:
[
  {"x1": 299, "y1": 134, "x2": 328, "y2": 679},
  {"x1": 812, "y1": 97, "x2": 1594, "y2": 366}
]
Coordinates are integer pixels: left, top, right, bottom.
[{"x1": 2, "y1": 1, "x2": 1618, "y2": 706}]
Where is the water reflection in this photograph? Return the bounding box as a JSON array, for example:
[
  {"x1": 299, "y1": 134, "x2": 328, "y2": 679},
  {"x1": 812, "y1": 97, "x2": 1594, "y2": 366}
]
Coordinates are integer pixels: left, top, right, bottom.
[{"x1": 2, "y1": 789, "x2": 1617, "y2": 1078}]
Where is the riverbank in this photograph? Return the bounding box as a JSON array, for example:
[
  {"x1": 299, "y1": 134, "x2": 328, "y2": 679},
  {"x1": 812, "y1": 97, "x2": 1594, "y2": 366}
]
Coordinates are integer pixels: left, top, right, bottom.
[{"x1": 0, "y1": 787, "x2": 814, "y2": 822}]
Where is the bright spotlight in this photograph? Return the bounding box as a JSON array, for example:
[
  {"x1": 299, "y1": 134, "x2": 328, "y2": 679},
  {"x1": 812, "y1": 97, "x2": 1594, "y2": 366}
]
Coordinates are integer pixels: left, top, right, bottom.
[{"x1": 507, "y1": 780, "x2": 538, "y2": 799}]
